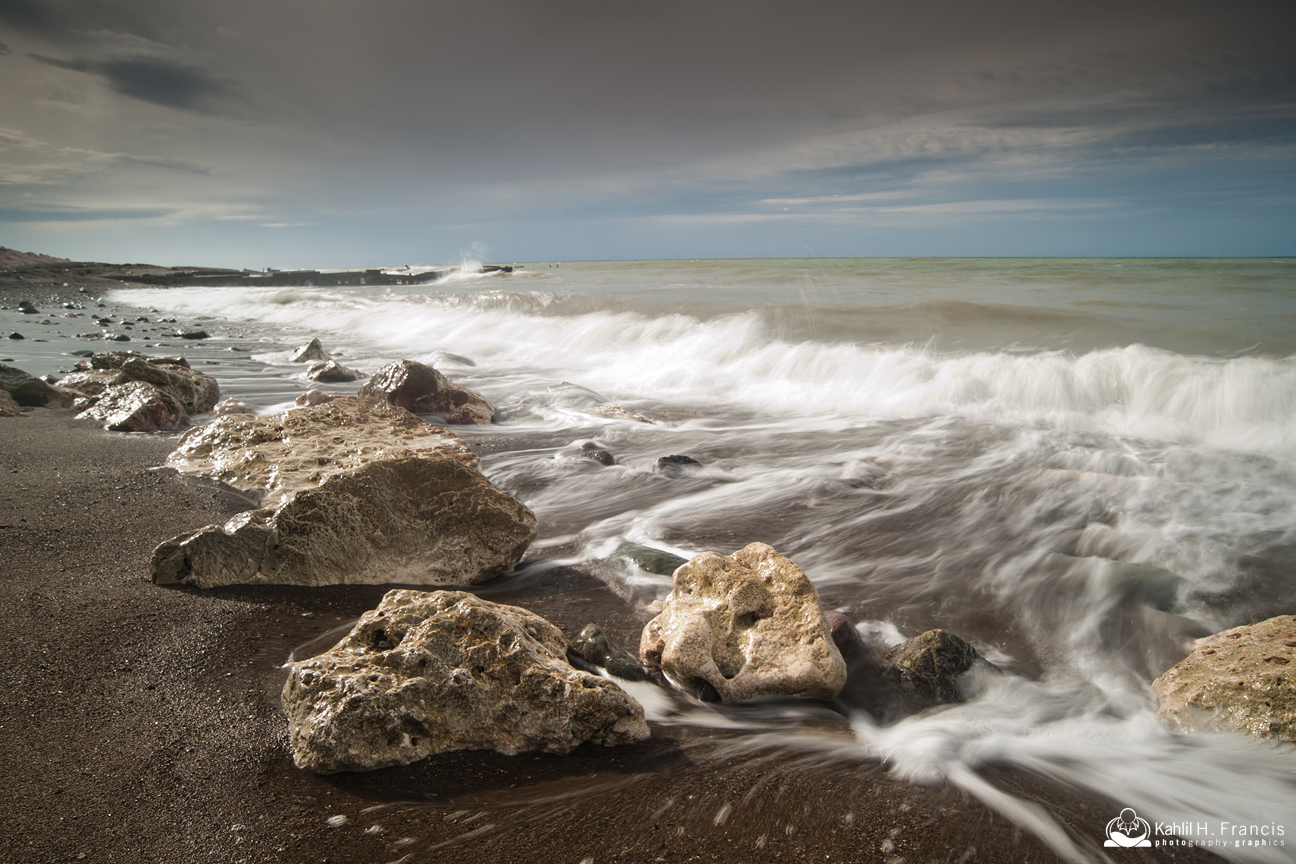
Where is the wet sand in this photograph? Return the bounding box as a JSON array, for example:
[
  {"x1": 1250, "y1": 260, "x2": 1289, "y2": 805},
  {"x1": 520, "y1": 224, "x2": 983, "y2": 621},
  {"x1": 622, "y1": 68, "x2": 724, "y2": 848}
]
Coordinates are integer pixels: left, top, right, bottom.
[{"x1": 0, "y1": 266, "x2": 1225, "y2": 863}]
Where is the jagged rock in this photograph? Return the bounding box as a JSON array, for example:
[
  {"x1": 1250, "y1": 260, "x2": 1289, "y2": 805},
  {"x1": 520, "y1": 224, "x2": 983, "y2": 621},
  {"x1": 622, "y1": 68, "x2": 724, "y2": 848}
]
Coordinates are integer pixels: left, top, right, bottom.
[
  {"x1": 568, "y1": 623, "x2": 653, "y2": 681},
  {"x1": 1152, "y1": 614, "x2": 1296, "y2": 742},
  {"x1": 359, "y1": 359, "x2": 494, "y2": 424},
  {"x1": 18, "y1": 300, "x2": 39, "y2": 314},
  {"x1": 8, "y1": 332, "x2": 23, "y2": 340},
  {"x1": 58, "y1": 352, "x2": 220, "y2": 413},
  {"x1": 152, "y1": 454, "x2": 536, "y2": 588},
  {"x1": 590, "y1": 404, "x2": 653, "y2": 424},
  {"x1": 881, "y1": 629, "x2": 995, "y2": 710},
  {"x1": 613, "y1": 542, "x2": 688, "y2": 577},
  {"x1": 74, "y1": 381, "x2": 190, "y2": 431},
  {"x1": 288, "y1": 337, "x2": 328, "y2": 363},
  {"x1": 210, "y1": 398, "x2": 254, "y2": 416},
  {"x1": 294, "y1": 389, "x2": 337, "y2": 407},
  {"x1": 639, "y1": 543, "x2": 846, "y2": 703},
  {"x1": 654, "y1": 454, "x2": 702, "y2": 478},
  {"x1": 0, "y1": 389, "x2": 27, "y2": 417},
  {"x1": 0, "y1": 363, "x2": 79, "y2": 408},
  {"x1": 305, "y1": 360, "x2": 363, "y2": 383},
  {"x1": 164, "y1": 395, "x2": 479, "y2": 507},
  {"x1": 282, "y1": 590, "x2": 649, "y2": 773}
]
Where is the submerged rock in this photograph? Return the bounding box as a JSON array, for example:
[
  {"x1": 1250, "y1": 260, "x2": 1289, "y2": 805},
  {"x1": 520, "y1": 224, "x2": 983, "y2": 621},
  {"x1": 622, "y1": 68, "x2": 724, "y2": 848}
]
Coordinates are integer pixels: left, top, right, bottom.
[
  {"x1": 58, "y1": 352, "x2": 219, "y2": 414},
  {"x1": 824, "y1": 610, "x2": 863, "y2": 657},
  {"x1": 880, "y1": 629, "x2": 997, "y2": 710},
  {"x1": 282, "y1": 590, "x2": 649, "y2": 773},
  {"x1": 589, "y1": 404, "x2": 653, "y2": 424},
  {"x1": 1152, "y1": 614, "x2": 1296, "y2": 742},
  {"x1": 0, "y1": 363, "x2": 78, "y2": 408},
  {"x1": 639, "y1": 543, "x2": 846, "y2": 703},
  {"x1": 568, "y1": 623, "x2": 653, "y2": 682},
  {"x1": 653, "y1": 454, "x2": 702, "y2": 478},
  {"x1": 613, "y1": 542, "x2": 688, "y2": 577},
  {"x1": 359, "y1": 359, "x2": 494, "y2": 424},
  {"x1": 75, "y1": 381, "x2": 190, "y2": 431},
  {"x1": 288, "y1": 337, "x2": 328, "y2": 363}
]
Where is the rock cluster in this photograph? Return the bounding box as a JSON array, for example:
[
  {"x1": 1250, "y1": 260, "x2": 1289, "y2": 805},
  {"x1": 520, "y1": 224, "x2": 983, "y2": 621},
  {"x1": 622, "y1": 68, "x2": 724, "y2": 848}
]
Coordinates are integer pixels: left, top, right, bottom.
[
  {"x1": 282, "y1": 590, "x2": 649, "y2": 773},
  {"x1": 359, "y1": 359, "x2": 494, "y2": 424},
  {"x1": 151, "y1": 398, "x2": 535, "y2": 588},
  {"x1": 640, "y1": 543, "x2": 846, "y2": 702},
  {"x1": 59, "y1": 351, "x2": 220, "y2": 414},
  {"x1": 1152, "y1": 614, "x2": 1296, "y2": 742}
]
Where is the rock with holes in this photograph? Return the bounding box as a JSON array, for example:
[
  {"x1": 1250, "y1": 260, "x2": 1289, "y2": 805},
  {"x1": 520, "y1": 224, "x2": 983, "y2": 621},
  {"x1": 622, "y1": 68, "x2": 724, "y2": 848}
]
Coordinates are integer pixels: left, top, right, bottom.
[
  {"x1": 150, "y1": 397, "x2": 536, "y2": 588},
  {"x1": 58, "y1": 352, "x2": 219, "y2": 413},
  {"x1": 1152, "y1": 614, "x2": 1296, "y2": 742},
  {"x1": 358, "y1": 359, "x2": 494, "y2": 424},
  {"x1": 282, "y1": 590, "x2": 650, "y2": 773},
  {"x1": 639, "y1": 543, "x2": 846, "y2": 703},
  {"x1": 880, "y1": 629, "x2": 997, "y2": 710}
]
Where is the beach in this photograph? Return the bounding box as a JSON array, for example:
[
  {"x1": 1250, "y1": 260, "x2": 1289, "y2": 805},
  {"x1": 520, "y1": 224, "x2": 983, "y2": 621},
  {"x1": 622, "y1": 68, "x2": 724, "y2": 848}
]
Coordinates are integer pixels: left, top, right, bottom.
[{"x1": 4, "y1": 258, "x2": 1293, "y2": 863}]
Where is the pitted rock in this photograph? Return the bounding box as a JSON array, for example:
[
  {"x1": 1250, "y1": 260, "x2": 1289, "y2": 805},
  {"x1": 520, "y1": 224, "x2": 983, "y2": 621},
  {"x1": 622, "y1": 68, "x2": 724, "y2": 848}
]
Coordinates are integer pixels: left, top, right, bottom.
[
  {"x1": 639, "y1": 542, "x2": 846, "y2": 703},
  {"x1": 74, "y1": 381, "x2": 190, "y2": 431},
  {"x1": 359, "y1": 359, "x2": 494, "y2": 424},
  {"x1": 1152, "y1": 614, "x2": 1296, "y2": 742},
  {"x1": 282, "y1": 590, "x2": 649, "y2": 773},
  {"x1": 59, "y1": 352, "x2": 219, "y2": 413}
]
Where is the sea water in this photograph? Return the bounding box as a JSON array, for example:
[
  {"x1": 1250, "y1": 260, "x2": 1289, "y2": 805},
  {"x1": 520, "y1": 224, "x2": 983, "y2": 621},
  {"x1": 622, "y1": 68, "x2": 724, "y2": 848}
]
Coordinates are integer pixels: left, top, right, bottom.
[{"x1": 27, "y1": 257, "x2": 1296, "y2": 861}]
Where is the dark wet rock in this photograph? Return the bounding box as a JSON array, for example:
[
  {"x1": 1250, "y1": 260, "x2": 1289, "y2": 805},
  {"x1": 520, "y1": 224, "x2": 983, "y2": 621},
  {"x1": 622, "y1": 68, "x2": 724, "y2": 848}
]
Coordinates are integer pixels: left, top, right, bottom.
[
  {"x1": 8, "y1": 332, "x2": 24, "y2": 340},
  {"x1": 654, "y1": 454, "x2": 702, "y2": 478},
  {"x1": 68, "y1": 350, "x2": 95, "y2": 357},
  {"x1": 177, "y1": 330, "x2": 210, "y2": 340},
  {"x1": 107, "y1": 333, "x2": 131, "y2": 342},
  {"x1": 18, "y1": 300, "x2": 39, "y2": 314},
  {"x1": 825, "y1": 611, "x2": 863, "y2": 657},
  {"x1": 568, "y1": 623, "x2": 653, "y2": 682},
  {"x1": 613, "y1": 541, "x2": 688, "y2": 576},
  {"x1": 305, "y1": 360, "x2": 363, "y2": 383},
  {"x1": 58, "y1": 352, "x2": 219, "y2": 414},
  {"x1": 0, "y1": 363, "x2": 79, "y2": 408},
  {"x1": 288, "y1": 337, "x2": 328, "y2": 363},
  {"x1": 881, "y1": 629, "x2": 997, "y2": 710},
  {"x1": 282, "y1": 590, "x2": 649, "y2": 773},
  {"x1": 1152, "y1": 614, "x2": 1296, "y2": 742},
  {"x1": 640, "y1": 543, "x2": 847, "y2": 703},
  {"x1": 74, "y1": 381, "x2": 190, "y2": 431},
  {"x1": 359, "y1": 359, "x2": 494, "y2": 424},
  {"x1": 579, "y1": 446, "x2": 616, "y2": 466}
]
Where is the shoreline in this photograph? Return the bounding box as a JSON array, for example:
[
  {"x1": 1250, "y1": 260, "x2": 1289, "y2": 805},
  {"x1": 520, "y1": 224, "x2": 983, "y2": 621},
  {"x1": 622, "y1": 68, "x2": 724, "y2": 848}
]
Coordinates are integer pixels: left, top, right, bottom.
[{"x1": 0, "y1": 266, "x2": 1227, "y2": 863}]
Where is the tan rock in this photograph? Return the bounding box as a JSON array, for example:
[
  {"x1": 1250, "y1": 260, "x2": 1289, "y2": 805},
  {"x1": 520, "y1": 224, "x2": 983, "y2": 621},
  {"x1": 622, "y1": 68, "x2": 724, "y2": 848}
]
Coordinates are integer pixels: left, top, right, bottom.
[
  {"x1": 288, "y1": 337, "x2": 328, "y2": 363},
  {"x1": 74, "y1": 381, "x2": 190, "y2": 431},
  {"x1": 282, "y1": 590, "x2": 649, "y2": 773},
  {"x1": 59, "y1": 352, "x2": 219, "y2": 414},
  {"x1": 165, "y1": 395, "x2": 478, "y2": 508},
  {"x1": 639, "y1": 543, "x2": 846, "y2": 702},
  {"x1": 1152, "y1": 614, "x2": 1296, "y2": 742}
]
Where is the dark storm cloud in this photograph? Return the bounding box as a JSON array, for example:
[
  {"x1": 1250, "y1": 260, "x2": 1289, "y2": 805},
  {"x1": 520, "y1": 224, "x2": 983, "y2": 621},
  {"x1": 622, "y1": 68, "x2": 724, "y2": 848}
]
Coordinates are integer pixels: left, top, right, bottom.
[
  {"x1": 0, "y1": 0, "x2": 163, "y2": 44},
  {"x1": 0, "y1": 38, "x2": 11, "y2": 55},
  {"x1": 30, "y1": 52, "x2": 235, "y2": 113}
]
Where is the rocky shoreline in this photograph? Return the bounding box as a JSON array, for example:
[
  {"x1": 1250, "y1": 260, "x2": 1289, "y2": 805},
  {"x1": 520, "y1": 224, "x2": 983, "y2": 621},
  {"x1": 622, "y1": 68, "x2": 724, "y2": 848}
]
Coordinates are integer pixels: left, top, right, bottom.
[{"x1": 0, "y1": 263, "x2": 1233, "y2": 863}]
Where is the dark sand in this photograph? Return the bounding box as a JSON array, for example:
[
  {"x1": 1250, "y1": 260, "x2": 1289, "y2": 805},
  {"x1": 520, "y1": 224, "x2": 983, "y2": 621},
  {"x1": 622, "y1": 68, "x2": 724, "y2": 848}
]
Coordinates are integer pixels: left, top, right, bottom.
[{"x1": 0, "y1": 265, "x2": 1223, "y2": 864}]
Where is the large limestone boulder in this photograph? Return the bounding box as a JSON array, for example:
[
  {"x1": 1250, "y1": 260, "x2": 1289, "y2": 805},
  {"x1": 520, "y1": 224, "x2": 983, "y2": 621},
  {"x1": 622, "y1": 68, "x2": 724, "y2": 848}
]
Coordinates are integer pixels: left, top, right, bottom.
[
  {"x1": 0, "y1": 363, "x2": 79, "y2": 408},
  {"x1": 1152, "y1": 614, "x2": 1296, "y2": 742},
  {"x1": 639, "y1": 543, "x2": 846, "y2": 702},
  {"x1": 164, "y1": 395, "x2": 479, "y2": 507},
  {"x1": 75, "y1": 381, "x2": 190, "y2": 431},
  {"x1": 58, "y1": 352, "x2": 219, "y2": 414},
  {"x1": 282, "y1": 590, "x2": 650, "y2": 773},
  {"x1": 152, "y1": 454, "x2": 536, "y2": 588},
  {"x1": 359, "y1": 359, "x2": 494, "y2": 424}
]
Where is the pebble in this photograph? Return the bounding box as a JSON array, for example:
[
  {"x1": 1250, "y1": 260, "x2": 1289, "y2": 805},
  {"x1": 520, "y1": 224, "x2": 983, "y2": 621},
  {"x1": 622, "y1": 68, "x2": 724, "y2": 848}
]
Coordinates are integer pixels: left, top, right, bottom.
[
  {"x1": 8, "y1": 332, "x2": 23, "y2": 340},
  {"x1": 302, "y1": 612, "x2": 316, "y2": 619}
]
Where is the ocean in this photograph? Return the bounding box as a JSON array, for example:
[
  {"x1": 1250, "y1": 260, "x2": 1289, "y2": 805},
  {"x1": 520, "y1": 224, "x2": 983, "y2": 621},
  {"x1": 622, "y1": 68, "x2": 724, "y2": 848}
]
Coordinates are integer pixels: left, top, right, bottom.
[{"x1": 11, "y1": 257, "x2": 1296, "y2": 861}]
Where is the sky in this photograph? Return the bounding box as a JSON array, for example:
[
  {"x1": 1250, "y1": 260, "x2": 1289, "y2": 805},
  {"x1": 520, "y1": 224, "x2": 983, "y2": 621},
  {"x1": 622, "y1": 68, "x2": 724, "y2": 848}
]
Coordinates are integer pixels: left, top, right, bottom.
[{"x1": 1, "y1": 0, "x2": 1294, "y2": 267}]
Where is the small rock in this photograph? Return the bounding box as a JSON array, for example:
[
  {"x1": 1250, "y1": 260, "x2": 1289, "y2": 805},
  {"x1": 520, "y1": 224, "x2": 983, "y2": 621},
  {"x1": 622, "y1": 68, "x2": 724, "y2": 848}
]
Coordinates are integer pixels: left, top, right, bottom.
[
  {"x1": 824, "y1": 611, "x2": 863, "y2": 656},
  {"x1": 18, "y1": 300, "x2": 39, "y2": 314},
  {"x1": 211, "y1": 398, "x2": 254, "y2": 417},
  {"x1": 294, "y1": 389, "x2": 337, "y2": 407},
  {"x1": 302, "y1": 612, "x2": 316, "y2": 620},
  {"x1": 7, "y1": 332, "x2": 23, "y2": 340},
  {"x1": 880, "y1": 629, "x2": 996, "y2": 710},
  {"x1": 359, "y1": 359, "x2": 494, "y2": 424},
  {"x1": 654, "y1": 455, "x2": 702, "y2": 478},
  {"x1": 613, "y1": 541, "x2": 687, "y2": 576},
  {"x1": 579, "y1": 447, "x2": 616, "y2": 466},
  {"x1": 288, "y1": 338, "x2": 328, "y2": 363},
  {"x1": 177, "y1": 330, "x2": 210, "y2": 340},
  {"x1": 568, "y1": 623, "x2": 653, "y2": 681},
  {"x1": 305, "y1": 360, "x2": 362, "y2": 383}
]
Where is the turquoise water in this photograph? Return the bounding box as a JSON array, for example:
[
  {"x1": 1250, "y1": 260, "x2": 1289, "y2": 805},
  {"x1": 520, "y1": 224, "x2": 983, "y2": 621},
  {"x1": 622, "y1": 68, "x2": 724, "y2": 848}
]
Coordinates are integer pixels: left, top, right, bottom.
[{"x1": 7, "y1": 257, "x2": 1295, "y2": 861}]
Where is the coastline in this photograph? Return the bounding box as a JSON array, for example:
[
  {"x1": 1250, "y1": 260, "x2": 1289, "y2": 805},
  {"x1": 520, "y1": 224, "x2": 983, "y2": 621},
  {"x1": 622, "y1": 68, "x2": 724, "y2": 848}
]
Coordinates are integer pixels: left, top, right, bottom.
[{"x1": 0, "y1": 266, "x2": 1229, "y2": 863}]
